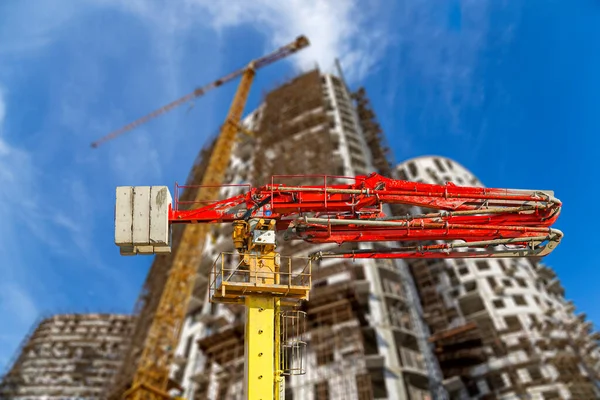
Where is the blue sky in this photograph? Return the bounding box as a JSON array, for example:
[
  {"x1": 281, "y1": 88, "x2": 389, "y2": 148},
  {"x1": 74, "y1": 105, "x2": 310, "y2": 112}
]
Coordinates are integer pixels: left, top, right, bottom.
[{"x1": 0, "y1": 0, "x2": 598, "y2": 370}]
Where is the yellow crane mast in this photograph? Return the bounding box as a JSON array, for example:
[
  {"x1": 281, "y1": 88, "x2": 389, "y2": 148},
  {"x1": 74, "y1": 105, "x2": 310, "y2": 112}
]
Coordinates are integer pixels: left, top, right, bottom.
[{"x1": 92, "y1": 35, "x2": 309, "y2": 399}]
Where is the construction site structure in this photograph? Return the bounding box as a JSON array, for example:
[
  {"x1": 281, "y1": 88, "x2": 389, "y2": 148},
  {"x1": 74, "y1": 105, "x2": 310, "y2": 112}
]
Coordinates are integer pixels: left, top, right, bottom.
[
  {"x1": 103, "y1": 36, "x2": 309, "y2": 399},
  {"x1": 117, "y1": 66, "x2": 560, "y2": 398},
  {"x1": 394, "y1": 156, "x2": 600, "y2": 400},
  {"x1": 151, "y1": 69, "x2": 441, "y2": 399},
  {"x1": 0, "y1": 314, "x2": 133, "y2": 399}
]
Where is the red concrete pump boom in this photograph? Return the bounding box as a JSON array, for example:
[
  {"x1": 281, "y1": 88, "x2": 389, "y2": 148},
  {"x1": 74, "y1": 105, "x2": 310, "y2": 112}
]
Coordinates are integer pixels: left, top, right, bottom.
[
  {"x1": 115, "y1": 172, "x2": 562, "y2": 399},
  {"x1": 168, "y1": 173, "x2": 562, "y2": 259}
]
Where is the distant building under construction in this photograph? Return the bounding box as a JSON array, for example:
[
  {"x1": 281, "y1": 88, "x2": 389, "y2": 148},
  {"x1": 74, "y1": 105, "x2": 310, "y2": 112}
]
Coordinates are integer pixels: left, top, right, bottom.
[
  {"x1": 395, "y1": 157, "x2": 600, "y2": 400},
  {"x1": 0, "y1": 314, "x2": 132, "y2": 399}
]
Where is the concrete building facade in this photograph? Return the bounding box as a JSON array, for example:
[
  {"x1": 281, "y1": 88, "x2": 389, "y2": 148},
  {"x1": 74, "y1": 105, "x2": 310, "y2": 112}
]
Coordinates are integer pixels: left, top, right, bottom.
[
  {"x1": 165, "y1": 70, "x2": 437, "y2": 400},
  {"x1": 394, "y1": 156, "x2": 600, "y2": 400},
  {"x1": 0, "y1": 314, "x2": 133, "y2": 399}
]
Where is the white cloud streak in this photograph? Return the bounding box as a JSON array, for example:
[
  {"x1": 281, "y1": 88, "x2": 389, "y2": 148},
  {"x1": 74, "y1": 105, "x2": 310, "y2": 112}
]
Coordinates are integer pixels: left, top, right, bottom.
[
  {"x1": 380, "y1": 0, "x2": 521, "y2": 160},
  {"x1": 0, "y1": 89, "x2": 41, "y2": 369},
  {"x1": 95, "y1": 0, "x2": 389, "y2": 82},
  {"x1": 196, "y1": 0, "x2": 388, "y2": 82}
]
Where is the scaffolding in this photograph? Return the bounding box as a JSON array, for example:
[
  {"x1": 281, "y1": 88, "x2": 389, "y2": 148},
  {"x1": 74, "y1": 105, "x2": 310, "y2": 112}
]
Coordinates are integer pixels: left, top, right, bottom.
[
  {"x1": 194, "y1": 324, "x2": 245, "y2": 400},
  {"x1": 536, "y1": 315, "x2": 600, "y2": 399},
  {"x1": 294, "y1": 273, "x2": 375, "y2": 400},
  {"x1": 0, "y1": 314, "x2": 132, "y2": 399},
  {"x1": 422, "y1": 259, "x2": 600, "y2": 400},
  {"x1": 252, "y1": 69, "x2": 339, "y2": 188},
  {"x1": 351, "y1": 87, "x2": 394, "y2": 178}
]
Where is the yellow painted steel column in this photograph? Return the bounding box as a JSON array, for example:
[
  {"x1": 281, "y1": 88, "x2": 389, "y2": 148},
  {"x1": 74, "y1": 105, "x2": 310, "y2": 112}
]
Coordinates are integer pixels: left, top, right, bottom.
[
  {"x1": 245, "y1": 296, "x2": 275, "y2": 400},
  {"x1": 274, "y1": 299, "x2": 281, "y2": 400}
]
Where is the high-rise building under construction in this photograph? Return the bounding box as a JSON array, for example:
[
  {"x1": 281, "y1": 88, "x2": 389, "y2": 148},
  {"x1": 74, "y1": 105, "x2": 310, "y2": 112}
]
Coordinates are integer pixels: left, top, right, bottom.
[
  {"x1": 395, "y1": 157, "x2": 600, "y2": 400},
  {"x1": 164, "y1": 69, "x2": 438, "y2": 399}
]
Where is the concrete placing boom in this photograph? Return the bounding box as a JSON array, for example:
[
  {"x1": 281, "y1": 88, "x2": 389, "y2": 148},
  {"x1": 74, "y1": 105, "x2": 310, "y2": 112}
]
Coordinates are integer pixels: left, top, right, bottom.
[
  {"x1": 100, "y1": 36, "x2": 309, "y2": 399},
  {"x1": 115, "y1": 173, "x2": 562, "y2": 399}
]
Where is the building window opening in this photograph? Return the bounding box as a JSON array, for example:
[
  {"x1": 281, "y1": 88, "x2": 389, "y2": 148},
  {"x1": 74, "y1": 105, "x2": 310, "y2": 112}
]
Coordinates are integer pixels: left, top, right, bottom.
[
  {"x1": 529, "y1": 314, "x2": 539, "y2": 328},
  {"x1": 362, "y1": 328, "x2": 379, "y2": 355},
  {"x1": 504, "y1": 316, "x2": 522, "y2": 332},
  {"x1": 499, "y1": 260, "x2": 508, "y2": 272},
  {"x1": 433, "y1": 158, "x2": 446, "y2": 172},
  {"x1": 356, "y1": 373, "x2": 373, "y2": 400},
  {"x1": 316, "y1": 345, "x2": 334, "y2": 366},
  {"x1": 476, "y1": 261, "x2": 490, "y2": 271},
  {"x1": 486, "y1": 373, "x2": 506, "y2": 391},
  {"x1": 397, "y1": 169, "x2": 408, "y2": 181},
  {"x1": 370, "y1": 368, "x2": 388, "y2": 398},
  {"x1": 493, "y1": 299, "x2": 505, "y2": 309},
  {"x1": 502, "y1": 279, "x2": 513, "y2": 288},
  {"x1": 528, "y1": 366, "x2": 543, "y2": 381},
  {"x1": 466, "y1": 379, "x2": 480, "y2": 396},
  {"x1": 314, "y1": 381, "x2": 330, "y2": 400},
  {"x1": 514, "y1": 295, "x2": 527, "y2": 306},
  {"x1": 408, "y1": 162, "x2": 417, "y2": 177},
  {"x1": 464, "y1": 280, "x2": 477, "y2": 292}
]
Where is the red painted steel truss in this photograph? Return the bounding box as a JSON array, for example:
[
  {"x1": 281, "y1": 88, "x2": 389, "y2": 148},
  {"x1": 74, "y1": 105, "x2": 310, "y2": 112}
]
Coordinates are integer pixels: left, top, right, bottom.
[{"x1": 170, "y1": 173, "x2": 563, "y2": 259}]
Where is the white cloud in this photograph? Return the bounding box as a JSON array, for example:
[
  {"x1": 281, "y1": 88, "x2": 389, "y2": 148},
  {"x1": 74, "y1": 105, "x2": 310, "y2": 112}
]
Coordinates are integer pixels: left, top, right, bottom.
[
  {"x1": 95, "y1": 0, "x2": 389, "y2": 82},
  {"x1": 196, "y1": 0, "x2": 387, "y2": 82},
  {"x1": 382, "y1": 1, "x2": 521, "y2": 146},
  {"x1": 0, "y1": 132, "x2": 74, "y2": 257}
]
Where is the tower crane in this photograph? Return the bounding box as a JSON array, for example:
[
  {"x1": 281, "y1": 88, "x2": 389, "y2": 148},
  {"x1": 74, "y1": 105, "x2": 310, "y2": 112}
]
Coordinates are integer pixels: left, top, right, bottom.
[
  {"x1": 115, "y1": 173, "x2": 563, "y2": 399},
  {"x1": 93, "y1": 36, "x2": 310, "y2": 399}
]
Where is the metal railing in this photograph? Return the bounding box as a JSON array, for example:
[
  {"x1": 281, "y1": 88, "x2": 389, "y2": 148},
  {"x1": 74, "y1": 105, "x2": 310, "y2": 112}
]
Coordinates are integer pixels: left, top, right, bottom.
[
  {"x1": 268, "y1": 174, "x2": 360, "y2": 215},
  {"x1": 209, "y1": 252, "x2": 312, "y2": 301},
  {"x1": 174, "y1": 182, "x2": 251, "y2": 211}
]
